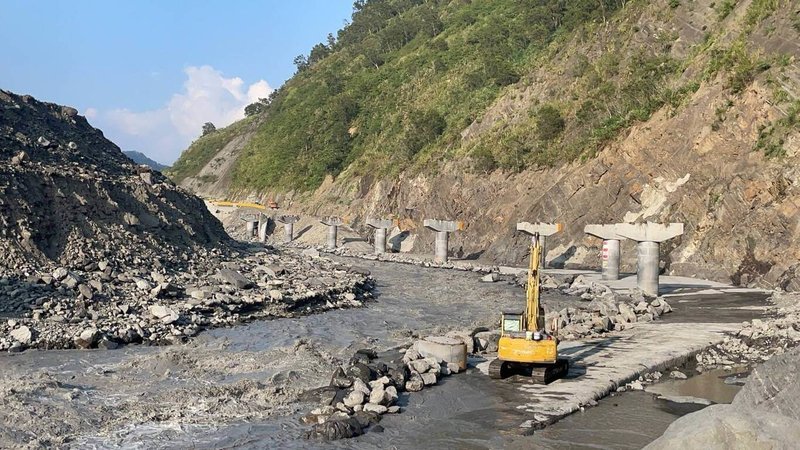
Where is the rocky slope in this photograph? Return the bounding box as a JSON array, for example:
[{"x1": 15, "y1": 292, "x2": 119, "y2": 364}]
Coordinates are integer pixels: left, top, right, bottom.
[
  {"x1": 0, "y1": 90, "x2": 373, "y2": 352},
  {"x1": 172, "y1": 0, "x2": 800, "y2": 290},
  {"x1": 0, "y1": 90, "x2": 229, "y2": 273}
]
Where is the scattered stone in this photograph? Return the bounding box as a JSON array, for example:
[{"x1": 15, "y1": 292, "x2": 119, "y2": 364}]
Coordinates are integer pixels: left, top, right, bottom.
[
  {"x1": 10, "y1": 326, "x2": 32, "y2": 345},
  {"x1": 670, "y1": 370, "x2": 688, "y2": 380}
]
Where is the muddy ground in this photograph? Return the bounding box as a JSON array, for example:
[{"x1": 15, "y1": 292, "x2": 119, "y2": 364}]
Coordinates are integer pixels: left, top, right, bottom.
[{"x1": 0, "y1": 257, "x2": 769, "y2": 449}]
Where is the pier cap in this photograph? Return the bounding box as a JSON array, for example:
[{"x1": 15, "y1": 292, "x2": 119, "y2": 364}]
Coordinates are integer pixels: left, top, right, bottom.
[
  {"x1": 613, "y1": 222, "x2": 684, "y2": 242},
  {"x1": 321, "y1": 216, "x2": 344, "y2": 226},
  {"x1": 275, "y1": 215, "x2": 300, "y2": 224},
  {"x1": 366, "y1": 218, "x2": 394, "y2": 229},
  {"x1": 584, "y1": 224, "x2": 625, "y2": 240},
  {"x1": 516, "y1": 222, "x2": 563, "y2": 237},
  {"x1": 423, "y1": 219, "x2": 465, "y2": 233}
]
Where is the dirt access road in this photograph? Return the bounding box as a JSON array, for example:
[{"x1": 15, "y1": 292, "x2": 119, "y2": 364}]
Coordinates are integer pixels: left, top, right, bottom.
[{"x1": 0, "y1": 256, "x2": 768, "y2": 449}]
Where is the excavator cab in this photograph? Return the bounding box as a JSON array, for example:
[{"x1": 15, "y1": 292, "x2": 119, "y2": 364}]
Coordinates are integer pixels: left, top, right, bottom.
[{"x1": 489, "y1": 229, "x2": 569, "y2": 383}]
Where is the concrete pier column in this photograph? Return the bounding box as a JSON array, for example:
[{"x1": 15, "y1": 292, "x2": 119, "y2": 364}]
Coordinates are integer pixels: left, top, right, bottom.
[
  {"x1": 320, "y1": 216, "x2": 344, "y2": 249},
  {"x1": 275, "y1": 215, "x2": 300, "y2": 243},
  {"x1": 435, "y1": 231, "x2": 449, "y2": 263},
  {"x1": 284, "y1": 223, "x2": 294, "y2": 242},
  {"x1": 258, "y1": 219, "x2": 269, "y2": 242},
  {"x1": 516, "y1": 222, "x2": 563, "y2": 268},
  {"x1": 614, "y1": 222, "x2": 684, "y2": 297},
  {"x1": 423, "y1": 219, "x2": 465, "y2": 263},
  {"x1": 245, "y1": 221, "x2": 256, "y2": 237},
  {"x1": 637, "y1": 241, "x2": 660, "y2": 297},
  {"x1": 584, "y1": 224, "x2": 625, "y2": 281},
  {"x1": 375, "y1": 228, "x2": 387, "y2": 254},
  {"x1": 602, "y1": 239, "x2": 621, "y2": 280},
  {"x1": 366, "y1": 218, "x2": 394, "y2": 254}
]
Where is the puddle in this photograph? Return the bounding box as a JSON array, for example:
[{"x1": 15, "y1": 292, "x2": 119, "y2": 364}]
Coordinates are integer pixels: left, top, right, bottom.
[{"x1": 645, "y1": 367, "x2": 748, "y2": 405}]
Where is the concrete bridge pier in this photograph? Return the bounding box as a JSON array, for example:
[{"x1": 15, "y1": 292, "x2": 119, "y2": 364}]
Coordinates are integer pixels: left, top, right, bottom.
[
  {"x1": 584, "y1": 224, "x2": 626, "y2": 280},
  {"x1": 275, "y1": 215, "x2": 300, "y2": 243},
  {"x1": 423, "y1": 219, "x2": 464, "y2": 263},
  {"x1": 516, "y1": 222, "x2": 563, "y2": 267},
  {"x1": 245, "y1": 220, "x2": 257, "y2": 238},
  {"x1": 321, "y1": 216, "x2": 344, "y2": 249},
  {"x1": 613, "y1": 222, "x2": 684, "y2": 297},
  {"x1": 366, "y1": 218, "x2": 394, "y2": 254},
  {"x1": 258, "y1": 218, "x2": 269, "y2": 243}
]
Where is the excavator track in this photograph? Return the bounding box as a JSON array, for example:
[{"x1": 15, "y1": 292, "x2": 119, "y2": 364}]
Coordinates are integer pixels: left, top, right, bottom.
[
  {"x1": 488, "y1": 359, "x2": 511, "y2": 379},
  {"x1": 489, "y1": 358, "x2": 569, "y2": 384},
  {"x1": 530, "y1": 358, "x2": 570, "y2": 384}
]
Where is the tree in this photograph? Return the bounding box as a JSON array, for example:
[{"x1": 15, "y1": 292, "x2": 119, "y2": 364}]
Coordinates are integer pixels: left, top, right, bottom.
[
  {"x1": 308, "y1": 43, "x2": 331, "y2": 66},
  {"x1": 536, "y1": 105, "x2": 565, "y2": 141},
  {"x1": 245, "y1": 98, "x2": 270, "y2": 117},
  {"x1": 293, "y1": 54, "x2": 309, "y2": 72},
  {"x1": 202, "y1": 122, "x2": 217, "y2": 136}
]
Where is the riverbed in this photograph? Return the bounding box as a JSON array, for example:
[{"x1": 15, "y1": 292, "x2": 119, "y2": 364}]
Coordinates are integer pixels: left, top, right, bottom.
[{"x1": 0, "y1": 257, "x2": 770, "y2": 449}]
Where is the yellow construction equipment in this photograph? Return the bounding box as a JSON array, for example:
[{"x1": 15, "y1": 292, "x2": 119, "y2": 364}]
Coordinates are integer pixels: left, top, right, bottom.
[
  {"x1": 489, "y1": 231, "x2": 569, "y2": 383},
  {"x1": 208, "y1": 200, "x2": 267, "y2": 210}
]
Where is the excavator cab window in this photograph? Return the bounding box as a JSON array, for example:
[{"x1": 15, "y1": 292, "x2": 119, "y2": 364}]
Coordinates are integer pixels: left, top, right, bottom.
[{"x1": 502, "y1": 313, "x2": 522, "y2": 333}]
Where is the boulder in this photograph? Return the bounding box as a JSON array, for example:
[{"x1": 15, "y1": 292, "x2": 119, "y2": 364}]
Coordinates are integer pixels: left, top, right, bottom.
[
  {"x1": 421, "y1": 372, "x2": 437, "y2": 386},
  {"x1": 481, "y1": 273, "x2": 499, "y2": 283},
  {"x1": 363, "y1": 403, "x2": 388, "y2": 414},
  {"x1": 10, "y1": 326, "x2": 32, "y2": 345},
  {"x1": 369, "y1": 385, "x2": 385, "y2": 405},
  {"x1": 149, "y1": 305, "x2": 179, "y2": 324},
  {"x1": 305, "y1": 417, "x2": 363, "y2": 441},
  {"x1": 216, "y1": 268, "x2": 254, "y2": 289},
  {"x1": 74, "y1": 328, "x2": 99, "y2": 349},
  {"x1": 474, "y1": 330, "x2": 501, "y2": 353},
  {"x1": 405, "y1": 374, "x2": 424, "y2": 392},
  {"x1": 343, "y1": 390, "x2": 365, "y2": 408},
  {"x1": 330, "y1": 367, "x2": 352, "y2": 388},
  {"x1": 409, "y1": 359, "x2": 430, "y2": 374}
]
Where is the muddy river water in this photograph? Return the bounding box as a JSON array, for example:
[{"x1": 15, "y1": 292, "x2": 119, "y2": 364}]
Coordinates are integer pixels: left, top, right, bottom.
[{"x1": 1, "y1": 257, "x2": 769, "y2": 449}]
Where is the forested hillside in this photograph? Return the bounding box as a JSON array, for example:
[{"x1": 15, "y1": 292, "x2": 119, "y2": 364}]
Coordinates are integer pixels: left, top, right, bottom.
[
  {"x1": 169, "y1": 0, "x2": 800, "y2": 290},
  {"x1": 172, "y1": 0, "x2": 647, "y2": 189}
]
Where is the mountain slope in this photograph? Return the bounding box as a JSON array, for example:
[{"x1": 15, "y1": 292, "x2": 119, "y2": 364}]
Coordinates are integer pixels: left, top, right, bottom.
[
  {"x1": 124, "y1": 151, "x2": 168, "y2": 171},
  {"x1": 170, "y1": 0, "x2": 800, "y2": 290}
]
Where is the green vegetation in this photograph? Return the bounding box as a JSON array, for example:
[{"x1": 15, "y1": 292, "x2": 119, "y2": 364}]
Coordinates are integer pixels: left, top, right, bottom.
[
  {"x1": 705, "y1": 40, "x2": 771, "y2": 94},
  {"x1": 755, "y1": 100, "x2": 800, "y2": 158},
  {"x1": 226, "y1": 0, "x2": 632, "y2": 191},
  {"x1": 167, "y1": 0, "x2": 794, "y2": 192},
  {"x1": 166, "y1": 118, "x2": 255, "y2": 184},
  {"x1": 717, "y1": 0, "x2": 738, "y2": 20}
]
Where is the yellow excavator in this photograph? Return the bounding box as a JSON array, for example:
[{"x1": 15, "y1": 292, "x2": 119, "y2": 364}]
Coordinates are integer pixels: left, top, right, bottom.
[{"x1": 489, "y1": 230, "x2": 569, "y2": 383}]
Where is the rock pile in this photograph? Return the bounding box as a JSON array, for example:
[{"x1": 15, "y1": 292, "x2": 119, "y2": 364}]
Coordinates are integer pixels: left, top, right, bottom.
[
  {"x1": 0, "y1": 91, "x2": 376, "y2": 353},
  {"x1": 539, "y1": 275, "x2": 673, "y2": 340},
  {"x1": 0, "y1": 247, "x2": 373, "y2": 352},
  {"x1": 696, "y1": 291, "x2": 800, "y2": 371},
  {"x1": 0, "y1": 90, "x2": 228, "y2": 276},
  {"x1": 302, "y1": 340, "x2": 465, "y2": 441}
]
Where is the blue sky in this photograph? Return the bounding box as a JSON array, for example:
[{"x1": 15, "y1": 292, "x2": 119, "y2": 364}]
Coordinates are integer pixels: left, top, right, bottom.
[{"x1": 0, "y1": 1, "x2": 354, "y2": 164}]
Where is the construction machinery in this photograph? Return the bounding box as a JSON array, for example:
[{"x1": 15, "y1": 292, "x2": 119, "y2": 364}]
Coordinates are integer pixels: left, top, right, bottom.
[{"x1": 489, "y1": 226, "x2": 569, "y2": 383}]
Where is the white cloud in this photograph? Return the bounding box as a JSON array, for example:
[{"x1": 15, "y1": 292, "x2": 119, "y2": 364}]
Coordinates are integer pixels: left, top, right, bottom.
[{"x1": 88, "y1": 65, "x2": 272, "y2": 164}]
